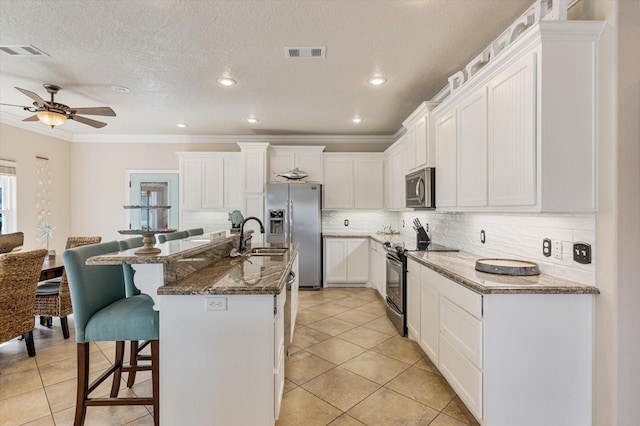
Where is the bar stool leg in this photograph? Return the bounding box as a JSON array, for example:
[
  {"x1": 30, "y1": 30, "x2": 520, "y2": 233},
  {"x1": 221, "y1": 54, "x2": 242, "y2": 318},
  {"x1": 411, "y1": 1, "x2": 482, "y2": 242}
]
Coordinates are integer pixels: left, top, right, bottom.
[
  {"x1": 75, "y1": 343, "x2": 90, "y2": 426},
  {"x1": 151, "y1": 340, "x2": 159, "y2": 426},
  {"x1": 127, "y1": 340, "x2": 139, "y2": 387},
  {"x1": 61, "y1": 317, "x2": 70, "y2": 339},
  {"x1": 110, "y1": 341, "x2": 125, "y2": 397}
]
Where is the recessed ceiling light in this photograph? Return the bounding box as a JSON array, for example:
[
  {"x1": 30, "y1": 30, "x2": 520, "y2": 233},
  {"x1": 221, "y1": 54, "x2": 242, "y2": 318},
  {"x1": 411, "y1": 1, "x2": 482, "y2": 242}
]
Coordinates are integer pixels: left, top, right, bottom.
[
  {"x1": 352, "y1": 117, "x2": 363, "y2": 123},
  {"x1": 217, "y1": 78, "x2": 237, "y2": 87},
  {"x1": 367, "y1": 76, "x2": 387, "y2": 86},
  {"x1": 176, "y1": 123, "x2": 187, "y2": 128},
  {"x1": 247, "y1": 117, "x2": 259, "y2": 123},
  {"x1": 111, "y1": 85, "x2": 130, "y2": 93}
]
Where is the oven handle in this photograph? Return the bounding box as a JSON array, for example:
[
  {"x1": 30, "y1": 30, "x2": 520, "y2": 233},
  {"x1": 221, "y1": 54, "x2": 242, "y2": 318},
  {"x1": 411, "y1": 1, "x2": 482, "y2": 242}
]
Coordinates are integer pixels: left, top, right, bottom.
[{"x1": 386, "y1": 253, "x2": 403, "y2": 266}]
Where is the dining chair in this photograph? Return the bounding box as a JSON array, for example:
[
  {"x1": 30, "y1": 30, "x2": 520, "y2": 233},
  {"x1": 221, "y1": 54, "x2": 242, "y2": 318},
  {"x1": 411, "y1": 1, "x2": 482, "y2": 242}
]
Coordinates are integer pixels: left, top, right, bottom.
[
  {"x1": 34, "y1": 236, "x2": 101, "y2": 339},
  {"x1": 0, "y1": 231, "x2": 24, "y2": 253},
  {"x1": 118, "y1": 236, "x2": 155, "y2": 388},
  {"x1": 156, "y1": 230, "x2": 188, "y2": 243},
  {"x1": 63, "y1": 241, "x2": 159, "y2": 425},
  {"x1": 186, "y1": 227, "x2": 204, "y2": 236},
  {"x1": 0, "y1": 249, "x2": 48, "y2": 357}
]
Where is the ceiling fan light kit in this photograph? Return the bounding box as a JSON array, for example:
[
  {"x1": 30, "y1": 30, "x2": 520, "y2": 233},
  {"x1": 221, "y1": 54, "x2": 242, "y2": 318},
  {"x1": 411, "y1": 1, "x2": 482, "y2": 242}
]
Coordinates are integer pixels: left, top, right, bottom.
[{"x1": 37, "y1": 110, "x2": 67, "y2": 127}]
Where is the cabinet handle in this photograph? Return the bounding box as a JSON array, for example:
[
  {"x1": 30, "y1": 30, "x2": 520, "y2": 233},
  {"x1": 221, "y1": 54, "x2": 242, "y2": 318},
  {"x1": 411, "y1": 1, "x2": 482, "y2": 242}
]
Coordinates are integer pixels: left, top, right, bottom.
[{"x1": 416, "y1": 177, "x2": 425, "y2": 203}]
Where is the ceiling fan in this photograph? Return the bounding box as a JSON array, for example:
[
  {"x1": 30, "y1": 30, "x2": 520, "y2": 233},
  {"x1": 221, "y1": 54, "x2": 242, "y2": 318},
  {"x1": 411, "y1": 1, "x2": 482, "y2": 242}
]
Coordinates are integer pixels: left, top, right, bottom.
[{"x1": 0, "y1": 84, "x2": 116, "y2": 128}]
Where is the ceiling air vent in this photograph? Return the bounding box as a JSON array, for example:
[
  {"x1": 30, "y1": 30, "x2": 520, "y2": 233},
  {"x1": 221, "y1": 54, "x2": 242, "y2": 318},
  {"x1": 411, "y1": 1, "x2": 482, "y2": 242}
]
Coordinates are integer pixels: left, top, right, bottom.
[
  {"x1": 284, "y1": 47, "x2": 326, "y2": 59},
  {"x1": 0, "y1": 45, "x2": 49, "y2": 56}
]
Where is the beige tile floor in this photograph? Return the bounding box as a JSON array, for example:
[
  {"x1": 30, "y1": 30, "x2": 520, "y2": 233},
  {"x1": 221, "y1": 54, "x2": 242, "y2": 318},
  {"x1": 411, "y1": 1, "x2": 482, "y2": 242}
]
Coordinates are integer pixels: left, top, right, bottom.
[
  {"x1": 0, "y1": 288, "x2": 478, "y2": 426},
  {"x1": 277, "y1": 287, "x2": 479, "y2": 426}
]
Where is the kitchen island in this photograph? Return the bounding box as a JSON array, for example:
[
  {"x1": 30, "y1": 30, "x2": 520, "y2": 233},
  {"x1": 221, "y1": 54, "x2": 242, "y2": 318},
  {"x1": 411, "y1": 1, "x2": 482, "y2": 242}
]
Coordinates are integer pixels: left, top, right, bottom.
[{"x1": 87, "y1": 233, "x2": 299, "y2": 425}]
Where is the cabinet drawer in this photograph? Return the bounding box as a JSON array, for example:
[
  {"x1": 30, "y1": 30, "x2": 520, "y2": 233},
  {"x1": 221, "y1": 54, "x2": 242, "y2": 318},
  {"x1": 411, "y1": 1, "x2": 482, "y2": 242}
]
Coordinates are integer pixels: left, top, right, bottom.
[
  {"x1": 437, "y1": 274, "x2": 482, "y2": 319},
  {"x1": 439, "y1": 334, "x2": 483, "y2": 420},
  {"x1": 440, "y1": 296, "x2": 483, "y2": 368}
]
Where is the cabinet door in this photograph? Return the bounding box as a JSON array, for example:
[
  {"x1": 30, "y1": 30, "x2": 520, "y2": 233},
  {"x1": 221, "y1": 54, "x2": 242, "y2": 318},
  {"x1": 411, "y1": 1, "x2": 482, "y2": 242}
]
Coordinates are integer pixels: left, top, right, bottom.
[
  {"x1": 457, "y1": 88, "x2": 488, "y2": 207},
  {"x1": 406, "y1": 262, "x2": 421, "y2": 340},
  {"x1": 270, "y1": 152, "x2": 295, "y2": 182},
  {"x1": 420, "y1": 267, "x2": 439, "y2": 363},
  {"x1": 415, "y1": 116, "x2": 428, "y2": 168},
  {"x1": 347, "y1": 238, "x2": 369, "y2": 283},
  {"x1": 435, "y1": 109, "x2": 457, "y2": 207},
  {"x1": 224, "y1": 156, "x2": 243, "y2": 209},
  {"x1": 324, "y1": 239, "x2": 347, "y2": 283},
  {"x1": 488, "y1": 53, "x2": 536, "y2": 207},
  {"x1": 353, "y1": 158, "x2": 383, "y2": 209},
  {"x1": 295, "y1": 152, "x2": 322, "y2": 183},
  {"x1": 405, "y1": 126, "x2": 416, "y2": 172},
  {"x1": 181, "y1": 158, "x2": 203, "y2": 209},
  {"x1": 391, "y1": 145, "x2": 405, "y2": 209},
  {"x1": 202, "y1": 157, "x2": 224, "y2": 209},
  {"x1": 323, "y1": 158, "x2": 353, "y2": 209}
]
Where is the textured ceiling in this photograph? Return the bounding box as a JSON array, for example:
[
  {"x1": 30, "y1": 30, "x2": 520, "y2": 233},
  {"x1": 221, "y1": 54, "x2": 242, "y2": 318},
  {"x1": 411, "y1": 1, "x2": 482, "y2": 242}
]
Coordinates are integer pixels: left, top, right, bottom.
[{"x1": 0, "y1": 0, "x2": 531, "y2": 138}]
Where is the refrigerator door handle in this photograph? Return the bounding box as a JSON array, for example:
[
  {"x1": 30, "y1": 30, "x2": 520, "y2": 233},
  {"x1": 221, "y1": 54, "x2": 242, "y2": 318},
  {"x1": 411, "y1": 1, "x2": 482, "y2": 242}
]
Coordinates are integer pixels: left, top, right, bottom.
[{"x1": 289, "y1": 200, "x2": 294, "y2": 245}]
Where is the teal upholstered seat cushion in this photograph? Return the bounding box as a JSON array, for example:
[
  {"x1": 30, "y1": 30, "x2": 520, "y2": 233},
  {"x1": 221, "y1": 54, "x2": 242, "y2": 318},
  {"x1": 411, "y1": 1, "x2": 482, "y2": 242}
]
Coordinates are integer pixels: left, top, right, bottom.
[
  {"x1": 84, "y1": 294, "x2": 158, "y2": 342},
  {"x1": 36, "y1": 281, "x2": 60, "y2": 295}
]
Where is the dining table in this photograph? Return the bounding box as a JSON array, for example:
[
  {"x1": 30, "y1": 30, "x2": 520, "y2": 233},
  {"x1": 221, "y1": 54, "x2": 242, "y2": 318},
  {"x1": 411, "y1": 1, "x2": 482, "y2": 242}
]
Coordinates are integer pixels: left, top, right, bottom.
[{"x1": 40, "y1": 256, "x2": 64, "y2": 281}]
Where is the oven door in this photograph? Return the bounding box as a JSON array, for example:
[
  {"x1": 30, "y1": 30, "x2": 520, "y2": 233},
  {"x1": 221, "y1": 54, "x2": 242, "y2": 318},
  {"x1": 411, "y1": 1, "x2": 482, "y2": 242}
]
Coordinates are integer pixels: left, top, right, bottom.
[{"x1": 385, "y1": 253, "x2": 404, "y2": 312}]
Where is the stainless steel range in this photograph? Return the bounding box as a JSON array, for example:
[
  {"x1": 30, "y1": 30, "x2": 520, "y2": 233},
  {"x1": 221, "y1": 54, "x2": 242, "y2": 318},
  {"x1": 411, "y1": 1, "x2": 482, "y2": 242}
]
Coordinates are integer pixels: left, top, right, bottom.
[{"x1": 384, "y1": 219, "x2": 458, "y2": 336}]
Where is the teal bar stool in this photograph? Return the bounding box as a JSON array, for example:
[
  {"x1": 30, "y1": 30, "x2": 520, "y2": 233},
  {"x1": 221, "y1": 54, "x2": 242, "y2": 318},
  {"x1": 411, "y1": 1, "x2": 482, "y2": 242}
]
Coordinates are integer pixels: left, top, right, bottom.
[
  {"x1": 118, "y1": 236, "x2": 154, "y2": 387},
  {"x1": 156, "y1": 230, "x2": 188, "y2": 243},
  {"x1": 185, "y1": 227, "x2": 204, "y2": 236},
  {"x1": 64, "y1": 241, "x2": 159, "y2": 426}
]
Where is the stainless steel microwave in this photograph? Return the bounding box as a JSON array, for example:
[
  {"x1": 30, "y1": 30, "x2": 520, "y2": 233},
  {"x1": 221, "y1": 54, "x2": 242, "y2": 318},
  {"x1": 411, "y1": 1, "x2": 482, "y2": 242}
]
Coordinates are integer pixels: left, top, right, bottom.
[{"x1": 406, "y1": 168, "x2": 436, "y2": 209}]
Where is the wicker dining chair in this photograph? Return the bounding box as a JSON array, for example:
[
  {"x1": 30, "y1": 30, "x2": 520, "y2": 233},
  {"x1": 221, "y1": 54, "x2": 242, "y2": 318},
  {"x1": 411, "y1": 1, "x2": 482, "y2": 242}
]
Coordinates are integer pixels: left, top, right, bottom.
[
  {"x1": 0, "y1": 249, "x2": 48, "y2": 357},
  {"x1": 34, "y1": 236, "x2": 101, "y2": 339}
]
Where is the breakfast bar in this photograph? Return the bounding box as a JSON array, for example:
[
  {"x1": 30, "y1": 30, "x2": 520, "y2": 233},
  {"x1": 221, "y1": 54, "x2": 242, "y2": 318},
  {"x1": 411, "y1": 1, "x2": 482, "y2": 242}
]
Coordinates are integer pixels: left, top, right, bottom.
[{"x1": 87, "y1": 233, "x2": 300, "y2": 425}]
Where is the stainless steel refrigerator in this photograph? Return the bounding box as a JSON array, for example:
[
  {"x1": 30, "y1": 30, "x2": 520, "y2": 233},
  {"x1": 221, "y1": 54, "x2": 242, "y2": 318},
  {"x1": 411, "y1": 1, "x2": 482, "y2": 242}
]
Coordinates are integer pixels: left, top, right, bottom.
[{"x1": 265, "y1": 183, "x2": 322, "y2": 289}]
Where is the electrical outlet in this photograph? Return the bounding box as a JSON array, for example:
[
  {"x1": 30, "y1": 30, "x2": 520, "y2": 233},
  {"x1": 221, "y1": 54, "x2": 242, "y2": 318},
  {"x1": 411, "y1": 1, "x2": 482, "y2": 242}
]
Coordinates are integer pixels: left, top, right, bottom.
[
  {"x1": 480, "y1": 230, "x2": 486, "y2": 244},
  {"x1": 553, "y1": 240, "x2": 562, "y2": 259},
  {"x1": 542, "y1": 238, "x2": 551, "y2": 257},
  {"x1": 344, "y1": 219, "x2": 349, "y2": 227},
  {"x1": 573, "y1": 242, "x2": 592, "y2": 264},
  {"x1": 205, "y1": 297, "x2": 227, "y2": 311}
]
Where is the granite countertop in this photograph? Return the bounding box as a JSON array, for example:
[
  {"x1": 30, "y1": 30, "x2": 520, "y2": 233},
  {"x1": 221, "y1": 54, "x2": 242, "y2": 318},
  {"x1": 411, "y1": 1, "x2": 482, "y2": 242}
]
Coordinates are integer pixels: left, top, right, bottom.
[
  {"x1": 157, "y1": 243, "x2": 299, "y2": 296},
  {"x1": 86, "y1": 231, "x2": 246, "y2": 265},
  {"x1": 407, "y1": 250, "x2": 600, "y2": 295}
]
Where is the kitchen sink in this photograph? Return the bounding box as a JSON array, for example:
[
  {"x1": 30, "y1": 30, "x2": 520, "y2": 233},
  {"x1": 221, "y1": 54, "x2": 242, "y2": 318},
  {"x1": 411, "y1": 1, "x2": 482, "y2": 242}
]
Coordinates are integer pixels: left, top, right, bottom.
[{"x1": 246, "y1": 247, "x2": 288, "y2": 256}]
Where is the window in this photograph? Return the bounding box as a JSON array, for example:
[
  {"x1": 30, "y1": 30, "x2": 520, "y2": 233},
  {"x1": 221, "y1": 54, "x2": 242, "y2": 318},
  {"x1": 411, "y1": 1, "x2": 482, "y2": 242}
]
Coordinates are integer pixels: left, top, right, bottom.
[{"x1": 0, "y1": 160, "x2": 17, "y2": 234}]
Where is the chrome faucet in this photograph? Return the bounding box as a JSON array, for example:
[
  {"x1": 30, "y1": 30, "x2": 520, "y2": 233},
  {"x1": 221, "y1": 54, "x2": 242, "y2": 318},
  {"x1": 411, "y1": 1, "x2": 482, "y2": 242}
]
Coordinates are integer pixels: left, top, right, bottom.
[{"x1": 238, "y1": 216, "x2": 265, "y2": 252}]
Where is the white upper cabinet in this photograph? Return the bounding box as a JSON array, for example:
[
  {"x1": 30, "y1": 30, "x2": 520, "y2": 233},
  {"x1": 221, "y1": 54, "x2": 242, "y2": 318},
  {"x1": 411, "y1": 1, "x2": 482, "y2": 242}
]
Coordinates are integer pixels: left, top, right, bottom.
[
  {"x1": 268, "y1": 146, "x2": 324, "y2": 183},
  {"x1": 433, "y1": 21, "x2": 604, "y2": 213},
  {"x1": 457, "y1": 87, "x2": 488, "y2": 207},
  {"x1": 323, "y1": 153, "x2": 383, "y2": 210},
  {"x1": 383, "y1": 138, "x2": 406, "y2": 210},
  {"x1": 403, "y1": 102, "x2": 438, "y2": 172},
  {"x1": 178, "y1": 152, "x2": 242, "y2": 211},
  {"x1": 434, "y1": 108, "x2": 457, "y2": 208}
]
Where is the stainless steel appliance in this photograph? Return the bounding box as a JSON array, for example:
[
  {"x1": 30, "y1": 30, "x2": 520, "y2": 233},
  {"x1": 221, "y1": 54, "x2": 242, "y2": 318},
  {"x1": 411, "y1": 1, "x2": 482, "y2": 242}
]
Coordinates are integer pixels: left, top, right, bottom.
[
  {"x1": 406, "y1": 167, "x2": 436, "y2": 209},
  {"x1": 265, "y1": 183, "x2": 322, "y2": 289},
  {"x1": 384, "y1": 218, "x2": 458, "y2": 335},
  {"x1": 283, "y1": 268, "x2": 296, "y2": 358}
]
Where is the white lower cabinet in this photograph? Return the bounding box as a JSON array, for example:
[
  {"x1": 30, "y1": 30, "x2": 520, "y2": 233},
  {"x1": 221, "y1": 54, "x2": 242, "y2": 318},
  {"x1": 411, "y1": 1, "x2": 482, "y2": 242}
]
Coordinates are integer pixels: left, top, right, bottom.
[
  {"x1": 407, "y1": 258, "x2": 594, "y2": 426},
  {"x1": 273, "y1": 289, "x2": 285, "y2": 420},
  {"x1": 324, "y1": 237, "x2": 369, "y2": 286},
  {"x1": 406, "y1": 260, "x2": 421, "y2": 340},
  {"x1": 368, "y1": 241, "x2": 387, "y2": 299}
]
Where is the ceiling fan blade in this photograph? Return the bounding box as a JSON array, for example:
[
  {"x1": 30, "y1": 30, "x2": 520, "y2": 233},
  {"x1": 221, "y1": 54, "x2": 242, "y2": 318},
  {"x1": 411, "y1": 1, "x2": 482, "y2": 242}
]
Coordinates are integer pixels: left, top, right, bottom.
[
  {"x1": 0, "y1": 102, "x2": 30, "y2": 108},
  {"x1": 22, "y1": 114, "x2": 40, "y2": 122},
  {"x1": 69, "y1": 114, "x2": 107, "y2": 128},
  {"x1": 70, "y1": 106, "x2": 116, "y2": 117},
  {"x1": 15, "y1": 87, "x2": 50, "y2": 106}
]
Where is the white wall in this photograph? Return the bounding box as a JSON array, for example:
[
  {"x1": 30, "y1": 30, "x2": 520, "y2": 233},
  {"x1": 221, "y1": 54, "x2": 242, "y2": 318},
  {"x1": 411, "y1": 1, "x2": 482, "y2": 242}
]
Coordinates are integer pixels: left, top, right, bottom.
[{"x1": 0, "y1": 123, "x2": 71, "y2": 253}]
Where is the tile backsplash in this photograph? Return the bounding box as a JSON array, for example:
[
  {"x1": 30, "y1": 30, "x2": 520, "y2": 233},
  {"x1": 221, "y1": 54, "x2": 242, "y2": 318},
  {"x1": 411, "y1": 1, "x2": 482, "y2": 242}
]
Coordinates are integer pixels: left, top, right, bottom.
[
  {"x1": 401, "y1": 211, "x2": 596, "y2": 285},
  {"x1": 322, "y1": 211, "x2": 400, "y2": 234}
]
